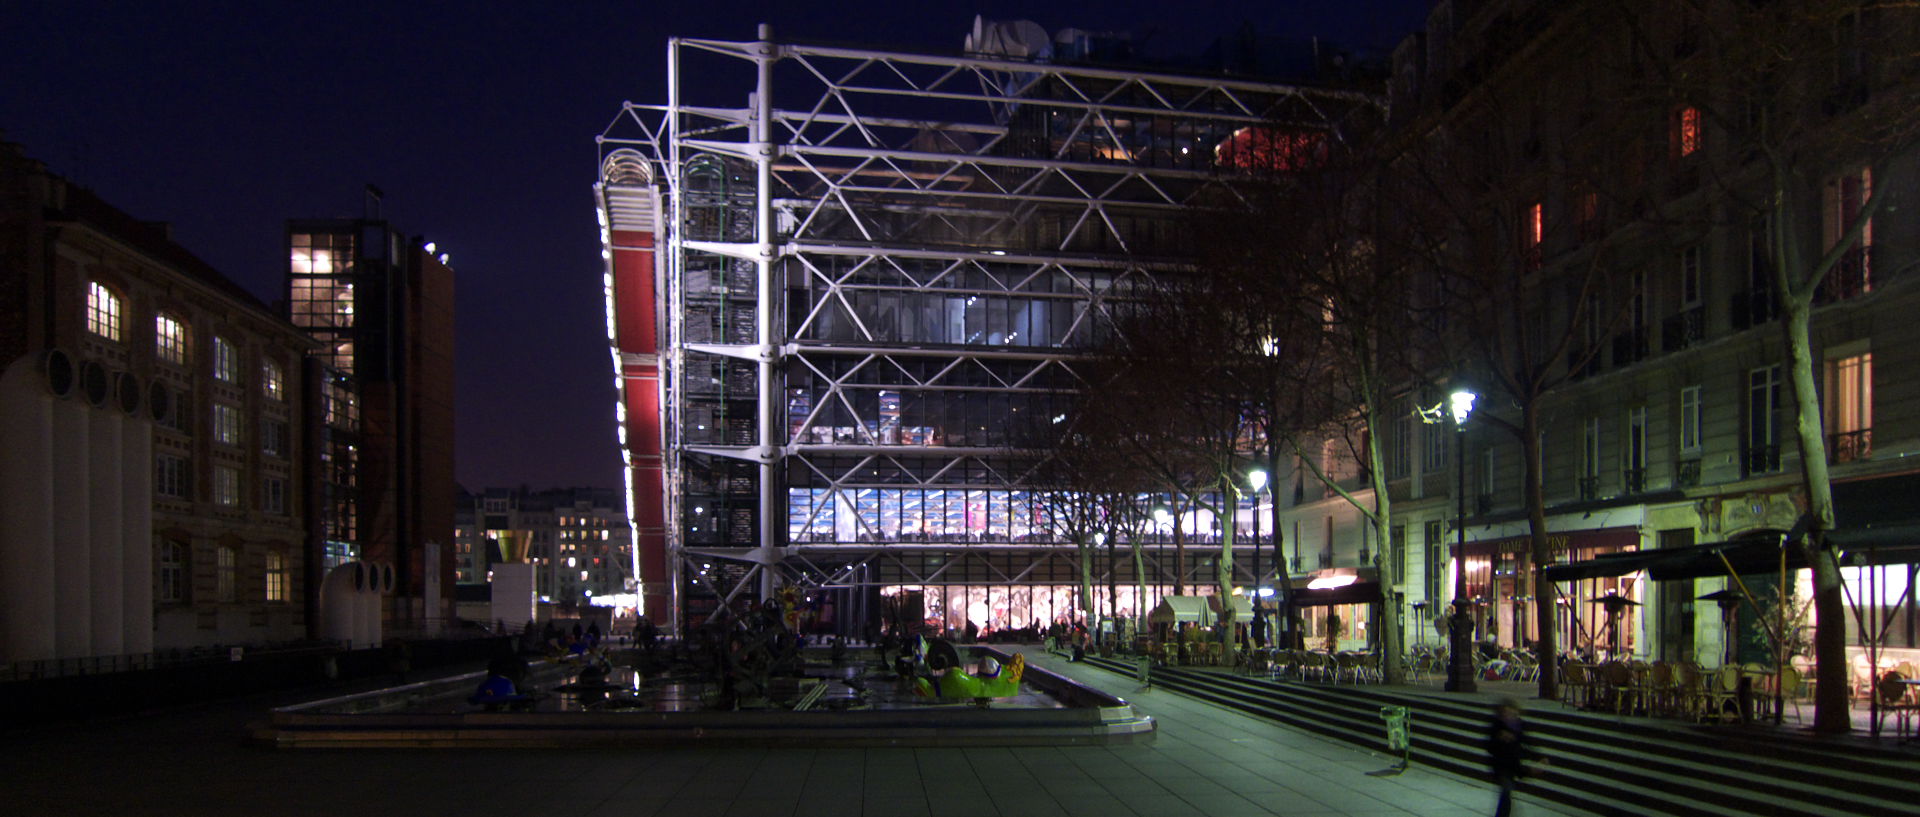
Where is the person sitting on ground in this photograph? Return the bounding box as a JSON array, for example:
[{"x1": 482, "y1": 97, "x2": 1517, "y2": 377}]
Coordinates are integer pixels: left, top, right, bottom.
[{"x1": 470, "y1": 655, "x2": 533, "y2": 710}]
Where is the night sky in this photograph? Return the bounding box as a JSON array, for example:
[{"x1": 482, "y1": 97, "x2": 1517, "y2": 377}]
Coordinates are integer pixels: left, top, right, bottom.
[{"x1": 2, "y1": 1, "x2": 1431, "y2": 492}]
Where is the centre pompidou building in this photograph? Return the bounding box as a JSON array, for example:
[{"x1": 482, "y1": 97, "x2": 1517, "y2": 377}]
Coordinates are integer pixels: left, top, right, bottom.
[{"x1": 596, "y1": 23, "x2": 1376, "y2": 633}]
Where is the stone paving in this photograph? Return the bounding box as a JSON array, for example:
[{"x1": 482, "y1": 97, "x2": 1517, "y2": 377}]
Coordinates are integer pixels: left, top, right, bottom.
[{"x1": 0, "y1": 649, "x2": 1593, "y2": 817}]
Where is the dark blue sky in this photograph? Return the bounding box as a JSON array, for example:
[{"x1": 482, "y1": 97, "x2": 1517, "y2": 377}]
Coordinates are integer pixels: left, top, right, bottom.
[{"x1": 2, "y1": 1, "x2": 1431, "y2": 491}]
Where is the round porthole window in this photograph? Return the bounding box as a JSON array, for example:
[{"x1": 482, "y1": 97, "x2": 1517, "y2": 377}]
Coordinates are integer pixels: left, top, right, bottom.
[
  {"x1": 115, "y1": 371, "x2": 142, "y2": 416},
  {"x1": 79, "y1": 360, "x2": 110, "y2": 407},
  {"x1": 40, "y1": 348, "x2": 75, "y2": 398}
]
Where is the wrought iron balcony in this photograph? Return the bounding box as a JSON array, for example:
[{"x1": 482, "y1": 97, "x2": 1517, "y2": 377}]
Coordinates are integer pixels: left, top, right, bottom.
[
  {"x1": 1661, "y1": 306, "x2": 1706, "y2": 352},
  {"x1": 1622, "y1": 468, "x2": 1646, "y2": 495},
  {"x1": 1577, "y1": 476, "x2": 1600, "y2": 501},
  {"x1": 1675, "y1": 459, "x2": 1701, "y2": 488},
  {"x1": 1816, "y1": 248, "x2": 1871, "y2": 305},
  {"x1": 1567, "y1": 344, "x2": 1601, "y2": 381},
  {"x1": 1611, "y1": 327, "x2": 1650, "y2": 367},
  {"x1": 1743, "y1": 444, "x2": 1782, "y2": 476},
  {"x1": 1729, "y1": 288, "x2": 1777, "y2": 331},
  {"x1": 1475, "y1": 493, "x2": 1493, "y2": 515},
  {"x1": 1829, "y1": 428, "x2": 1872, "y2": 464}
]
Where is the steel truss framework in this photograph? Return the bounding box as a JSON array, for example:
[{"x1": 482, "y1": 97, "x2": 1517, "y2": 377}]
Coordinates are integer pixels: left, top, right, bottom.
[{"x1": 598, "y1": 27, "x2": 1379, "y2": 631}]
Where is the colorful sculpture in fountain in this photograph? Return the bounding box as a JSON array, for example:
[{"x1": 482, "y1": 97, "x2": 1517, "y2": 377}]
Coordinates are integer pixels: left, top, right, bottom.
[{"x1": 906, "y1": 636, "x2": 1027, "y2": 701}]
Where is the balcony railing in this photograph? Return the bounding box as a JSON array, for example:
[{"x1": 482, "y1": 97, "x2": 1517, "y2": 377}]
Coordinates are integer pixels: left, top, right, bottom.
[
  {"x1": 1743, "y1": 444, "x2": 1782, "y2": 476},
  {"x1": 1622, "y1": 467, "x2": 1646, "y2": 495},
  {"x1": 1729, "y1": 288, "x2": 1777, "y2": 330},
  {"x1": 1568, "y1": 344, "x2": 1602, "y2": 381},
  {"x1": 1661, "y1": 306, "x2": 1706, "y2": 352},
  {"x1": 1815, "y1": 248, "x2": 1871, "y2": 305},
  {"x1": 1475, "y1": 493, "x2": 1493, "y2": 515},
  {"x1": 1675, "y1": 458, "x2": 1701, "y2": 488},
  {"x1": 1577, "y1": 476, "x2": 1600, "y2": 501},
  {"x1": 1829, "y1": 428, "x2": 1873, "y2": 464},
  {"x1": 1612, "y1": 327, "x2": 1650, "y2": 367}
]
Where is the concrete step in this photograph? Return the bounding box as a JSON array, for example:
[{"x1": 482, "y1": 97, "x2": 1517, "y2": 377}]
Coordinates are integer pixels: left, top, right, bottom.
[{"x1": 1078, "y1": 655, "x2": 1919, "y2": 817}]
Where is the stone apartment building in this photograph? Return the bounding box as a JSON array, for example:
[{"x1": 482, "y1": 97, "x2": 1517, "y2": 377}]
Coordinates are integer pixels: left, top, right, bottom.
[{"x1": 1274, "y1": 0, "x2": 1920, "y2": 671}]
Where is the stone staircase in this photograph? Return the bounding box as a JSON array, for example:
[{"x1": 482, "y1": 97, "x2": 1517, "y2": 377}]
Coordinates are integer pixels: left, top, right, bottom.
[{"x1": 1076, "y1": 655, "x2": 1920, "y2": 817}]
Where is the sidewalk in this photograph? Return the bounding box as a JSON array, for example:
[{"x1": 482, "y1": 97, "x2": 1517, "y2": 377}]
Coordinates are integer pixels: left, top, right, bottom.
[{"x1": 0, "y1": 649, "x2": 1592, "y2": 817}]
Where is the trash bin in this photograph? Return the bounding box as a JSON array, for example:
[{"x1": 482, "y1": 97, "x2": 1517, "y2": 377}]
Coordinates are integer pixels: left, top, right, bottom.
[{"x1": 1380, "y1": 705, "x2": 1411, "y2": 768}]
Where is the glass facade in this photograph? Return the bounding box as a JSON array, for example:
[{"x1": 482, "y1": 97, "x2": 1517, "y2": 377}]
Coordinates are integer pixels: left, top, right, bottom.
[{"x1": 619, "y1": 34, "x2": 1372, "y2": 632}]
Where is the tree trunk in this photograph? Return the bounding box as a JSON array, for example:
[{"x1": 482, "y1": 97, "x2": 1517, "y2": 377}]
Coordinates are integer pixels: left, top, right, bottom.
[
  {"x1": 1132, "y1": 536, "x2": 1148, "y2": 637},
  {"x1": 1368, "y1": 403, "x2": 1404, "y2": 684},
  {"x1": 1217, "y1": 480, "x2": 1238, "y2": 666},
  {"x1": 1173, "y1": 498, "x2": 1187, "y2": 597},
  {"x1": 1525, "y1": 406, "x2": 1560, "y2": 701},
  {"x1": 1078, "y1": 540, "x2": 1096, "y2": 635},
  {"x1": 1780, "y1": 295, "x2": 1849, "y2": 733}
]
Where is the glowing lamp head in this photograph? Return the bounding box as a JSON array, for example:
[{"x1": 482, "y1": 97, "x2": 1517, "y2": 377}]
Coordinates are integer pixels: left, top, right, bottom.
[
  {"x1": 1248, "y1": 469, "x2": 1268, "y2": 492},
  {"x1": 1449, "y1": 389, "x2": 1477, "y2": 426}
]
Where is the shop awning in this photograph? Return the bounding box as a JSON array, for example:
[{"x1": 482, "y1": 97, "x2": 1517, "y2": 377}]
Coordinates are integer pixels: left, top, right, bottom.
[
  {"x1": 1452, "y1": 526, "x2": 1639, "y2": 560},
  {"x1": 1538, "y1": 549, "x2": 1658, "y2": 581},
  {"x1": 1538, "y1": 532, "x2": 1812, "y2": 583},
  {"x1": 1148, "y1": 596, "x2": 1212, "y2": 624},
  {"x1": 1286, "y1": 582, "x2": 1383, "y2": 607},
  {"x1": 1645, "y1": 535, "x2": 1810, "y2": 580},
  {"x1": 1829, "y1": 524, "x2": 1920, "y2": 566}
]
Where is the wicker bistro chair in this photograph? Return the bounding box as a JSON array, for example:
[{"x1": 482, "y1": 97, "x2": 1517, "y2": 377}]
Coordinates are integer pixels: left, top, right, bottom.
[
  {"x1": 1706, "y1": 665, "x2": 1744, "y2": 723},
  {"x1": 1647, "y1": 662, "x2": 1677, "y2": 718},
  {"x1": 1559, "y1": 663, "x2": 1589, "y2": 709},
  {"x1": 1601, "y1": 662, "x2": 1638, "y2": 715},
  {"x1": 1877, "y1": 672, "x2": 1918, "y2": 738}
]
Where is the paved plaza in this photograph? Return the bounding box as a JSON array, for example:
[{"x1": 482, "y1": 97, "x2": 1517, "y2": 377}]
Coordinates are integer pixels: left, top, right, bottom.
[{"x1": 0, "y1": 650, "x2": 1590, "y2": 817}]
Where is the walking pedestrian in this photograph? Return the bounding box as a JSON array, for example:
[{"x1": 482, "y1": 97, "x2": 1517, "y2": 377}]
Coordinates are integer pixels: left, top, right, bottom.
[{"x1": 1487, "y1": 698, "x2": 1545, "y2": 817}]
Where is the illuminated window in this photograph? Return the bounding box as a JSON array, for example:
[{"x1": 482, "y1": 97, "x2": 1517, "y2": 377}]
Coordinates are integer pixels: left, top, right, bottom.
[
  {"x1": 1826, "y1": 352, "x2": 1872, "y2": 462},
  {"x1": 1674, "y1": 106, "x2": 1702, "y2": 157},
  {"x1": 155, "y1": 314, "x2": 190, "y2": 365},
  {"x1": 213, "y1": 337, "x2": 241, "y2": 383},
  {"x1": 87, "y1": 282, "x2": 122, "y2": 341},
  {"x1": 216, "y1": 546, "x2": 237, "y2": 602},
  {"x1": 159, "y1": 539, "x2": 188, "y2": 603},
  {"x1": 1521, "y1": 201, "x2": 1543, "y2": 271},
  {"x1": 213, "y1": 403, "x2": 243, "y2": 446},
  {"x1": 262, "y1": 358, "x2": 285, "y2": 401},
  {"x1": 214, "y1": 465, "x2": 241, "y2": 507},
  {"x1": 265, "y1": 551, "x2": 287, "y2": 602}
]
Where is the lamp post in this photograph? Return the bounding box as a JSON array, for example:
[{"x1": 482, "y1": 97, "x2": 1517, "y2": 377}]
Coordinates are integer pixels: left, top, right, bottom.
[{"x1": 1446, "y1": 388, "x2": 1478, "y2": 694}]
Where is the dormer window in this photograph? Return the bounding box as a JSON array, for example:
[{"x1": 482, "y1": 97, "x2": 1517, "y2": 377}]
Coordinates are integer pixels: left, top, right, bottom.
[
  {"x1": 156, "y1": 314, "x2": 190, "y2": 365},
  {"x1": 87, "y1": 282, "x2": 123, "y2": 341},
  {"x1": 213, "y1": 336, "x2": 241, "y2": 383}
]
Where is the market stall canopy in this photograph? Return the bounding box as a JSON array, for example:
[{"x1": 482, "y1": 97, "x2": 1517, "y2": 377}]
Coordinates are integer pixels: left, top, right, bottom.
[
  {"x1": 1208, "y1": 594, "x2": 1253, "y2": 620},
  {"x1": 1148, "y1": 596, "x2": 1212, "y2": 624}
]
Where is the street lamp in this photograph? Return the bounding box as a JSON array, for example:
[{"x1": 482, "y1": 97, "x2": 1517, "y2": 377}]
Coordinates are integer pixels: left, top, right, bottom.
[{"x1": 1447, "y1": 387, "x2": 1478, "y2": 693}]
